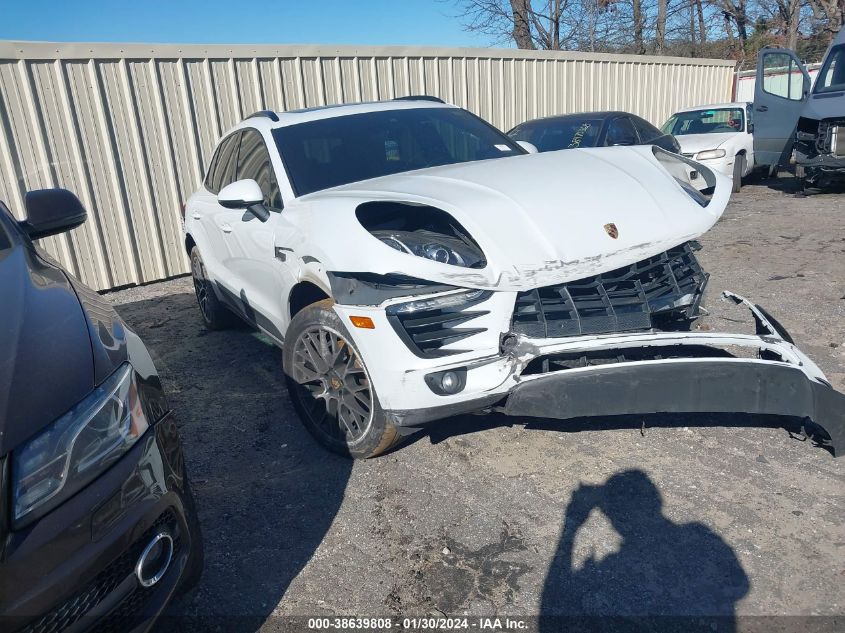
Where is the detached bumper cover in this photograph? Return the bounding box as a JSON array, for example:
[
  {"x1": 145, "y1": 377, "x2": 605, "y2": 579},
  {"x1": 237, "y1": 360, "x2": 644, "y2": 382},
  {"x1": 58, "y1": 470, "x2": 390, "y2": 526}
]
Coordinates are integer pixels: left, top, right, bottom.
[
  {"x1": 504, "y1": 292, "x2": 844, "y2": 455},
  {"x1": 505, "y1": 360, "x2": 845, "y2": 454},
  {"x1": 380, "y1": 290, "x2": 844, "y2": 456}
]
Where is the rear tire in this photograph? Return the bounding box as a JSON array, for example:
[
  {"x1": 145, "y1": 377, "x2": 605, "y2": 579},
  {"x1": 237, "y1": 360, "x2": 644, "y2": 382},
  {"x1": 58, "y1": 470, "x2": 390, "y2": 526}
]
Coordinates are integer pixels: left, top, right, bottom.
[
  {"x1": 732, "y1": 155, "x2": 745, "y2": 193},
  {"x1": 283, "y1": 299, "x2": 400, "y2": 459},
  {"x1": 190, "y1": 247, "x2": 236, "y2": 330}
]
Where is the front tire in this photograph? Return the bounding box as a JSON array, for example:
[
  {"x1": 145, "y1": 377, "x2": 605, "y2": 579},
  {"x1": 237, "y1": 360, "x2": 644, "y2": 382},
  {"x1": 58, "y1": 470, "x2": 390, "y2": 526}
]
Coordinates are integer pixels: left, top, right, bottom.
[
  {"x1": 732, "y1": 155, "x2": 745, "y2": 193},
  {"x1": 283, "y1": 299, "x2": 400, "y2": 459}
]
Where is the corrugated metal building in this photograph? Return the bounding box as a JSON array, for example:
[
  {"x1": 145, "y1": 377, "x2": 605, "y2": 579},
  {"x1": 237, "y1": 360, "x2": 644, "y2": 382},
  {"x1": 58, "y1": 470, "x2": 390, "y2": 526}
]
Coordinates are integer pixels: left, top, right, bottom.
[{"x1": 0, "y1": 41, "x2": 736, "y2": 291}]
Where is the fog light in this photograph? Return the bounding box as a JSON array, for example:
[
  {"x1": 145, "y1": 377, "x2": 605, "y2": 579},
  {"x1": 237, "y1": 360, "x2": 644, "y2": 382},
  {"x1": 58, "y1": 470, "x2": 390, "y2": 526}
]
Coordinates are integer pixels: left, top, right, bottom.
[
  {"x1": 440, "y1": 371, "x2": 459, "y2": 393},
  {"x1": 424, "y1": 368, "x2": 467, "y2": 395}
]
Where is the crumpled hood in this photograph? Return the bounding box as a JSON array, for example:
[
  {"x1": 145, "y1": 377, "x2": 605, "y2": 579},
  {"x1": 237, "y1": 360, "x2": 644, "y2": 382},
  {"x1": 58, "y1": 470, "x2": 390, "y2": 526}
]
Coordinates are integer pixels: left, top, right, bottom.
[
  {"x1": 675, "y1": 133, "x2": 738, "y2": 155},
  {"x1": 0, "y1": 245, "x2": 94, "y2": 454},
  {"x1": 292, "y1": 145, "x2": 729, "y2": 290}
]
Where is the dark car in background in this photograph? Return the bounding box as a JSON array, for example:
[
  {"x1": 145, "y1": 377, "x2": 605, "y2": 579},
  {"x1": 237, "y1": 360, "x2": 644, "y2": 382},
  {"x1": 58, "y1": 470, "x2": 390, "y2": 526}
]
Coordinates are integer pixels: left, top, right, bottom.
[
  {"x1": 507, "y1": 110, "x2": 681, "y2": 154},
  {"x1": 0, "y1": 189, "x2": 202, "y2": 632}
]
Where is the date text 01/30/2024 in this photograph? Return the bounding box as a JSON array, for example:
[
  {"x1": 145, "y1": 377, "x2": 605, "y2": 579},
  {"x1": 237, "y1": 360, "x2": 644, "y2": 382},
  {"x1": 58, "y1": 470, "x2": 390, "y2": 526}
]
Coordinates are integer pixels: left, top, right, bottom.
[{"x1": 307, "y1": 617, "x2": 529, "y2": 631}]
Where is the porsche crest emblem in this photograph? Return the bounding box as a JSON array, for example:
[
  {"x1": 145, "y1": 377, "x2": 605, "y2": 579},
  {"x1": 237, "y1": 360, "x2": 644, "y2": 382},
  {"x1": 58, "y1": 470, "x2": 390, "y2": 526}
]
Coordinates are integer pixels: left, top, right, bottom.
[{"x1": 603, "y1": 223, "x2": 619, "y2": 239}]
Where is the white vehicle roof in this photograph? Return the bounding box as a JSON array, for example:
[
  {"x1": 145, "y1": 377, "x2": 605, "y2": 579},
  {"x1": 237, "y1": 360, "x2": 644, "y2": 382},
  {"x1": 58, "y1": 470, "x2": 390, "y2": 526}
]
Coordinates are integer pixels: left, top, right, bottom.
[
  {"x1": 246, "y1": 99, "x2": 457, "y2": 130},
  {"x1": 673, "y1": 102, "x2": 751, "y2": 114}
]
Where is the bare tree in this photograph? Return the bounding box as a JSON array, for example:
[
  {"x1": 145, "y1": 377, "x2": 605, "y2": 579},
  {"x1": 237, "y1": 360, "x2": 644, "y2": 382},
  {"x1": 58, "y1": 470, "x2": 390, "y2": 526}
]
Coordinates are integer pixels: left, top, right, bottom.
[
  {"x1": 718, "y1": 0, "x2": 750, "y2": 54},
  {"x1": 511, "y1": 0, "x2": 537, "y2": 48},
  {"x1": 695, "y1": 0, "x2": 707, "y2": 44},
  {"x1": 782, "y1": 0, "x2": 803, "y2": 48},
  {"x1": 806, "y1": 0, "x2": 844, "y2": 40},
  {"x1": 453, "y1": 0, "x2": 840, "y2": 59},
  {"x1": 632, "y1": 0, "x2": 647, "y2": 52},
  {"x1": 656, "y1": 0, "x2": 669, "y2": 51}
]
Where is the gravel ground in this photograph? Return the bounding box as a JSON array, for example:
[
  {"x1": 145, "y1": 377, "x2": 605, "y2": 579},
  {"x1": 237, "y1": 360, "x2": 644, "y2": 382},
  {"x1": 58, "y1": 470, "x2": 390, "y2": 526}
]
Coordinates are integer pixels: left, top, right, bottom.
[{"x1": 107, "y1": 176, "x2": 844, "y2": 632}]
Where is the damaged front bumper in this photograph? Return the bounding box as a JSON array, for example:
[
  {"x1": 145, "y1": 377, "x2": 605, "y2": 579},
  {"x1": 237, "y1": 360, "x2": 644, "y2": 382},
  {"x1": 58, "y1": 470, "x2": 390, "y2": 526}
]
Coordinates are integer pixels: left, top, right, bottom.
[
  {"x1": 505, "y1": 351, "x2": 845, "y2": 452},
  {"x1": 339, "y1": 290, "x2": 844, "y2": 456}
]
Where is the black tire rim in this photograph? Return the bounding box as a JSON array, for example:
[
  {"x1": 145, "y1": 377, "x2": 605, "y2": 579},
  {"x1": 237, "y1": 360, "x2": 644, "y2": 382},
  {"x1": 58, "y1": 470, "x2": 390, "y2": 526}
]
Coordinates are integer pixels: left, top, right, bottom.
[
  {"x1": 290, "y1": 325, "x2": 373, "y2": 445},
  {"x1": 191, "y1": 254, "x2": 213, "y2": 323}
]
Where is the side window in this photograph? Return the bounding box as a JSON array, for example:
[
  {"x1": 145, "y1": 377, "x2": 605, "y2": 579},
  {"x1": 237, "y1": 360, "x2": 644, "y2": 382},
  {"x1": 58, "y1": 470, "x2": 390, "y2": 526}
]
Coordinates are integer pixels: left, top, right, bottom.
[
  {"x1": 203, "y1": 146, "x2": 221, "y2": 192},
  {"x1": 605, "y1": 117, "x2": 638, "y2": 146},
  {"x1": 762, "y1": 52, "x2": 804, "y2": 101},
  {"x1": 208, "y1": 133, "x2": 240, "y2": 194},
  {"x1": 815, "y1": 46, "x2": 845, "y2": 93},
  {"x1": 631, "y1": 116, "x2": 661, "y2": 143},
  {"x1": 237, "y1": 129, "x2": 283, "y2": 210}
]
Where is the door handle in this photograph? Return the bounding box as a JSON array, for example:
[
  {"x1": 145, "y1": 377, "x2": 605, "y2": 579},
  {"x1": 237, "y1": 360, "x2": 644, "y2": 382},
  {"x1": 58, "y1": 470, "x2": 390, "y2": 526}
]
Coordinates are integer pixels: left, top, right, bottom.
[
  {"x1": 221, "y1": 223, "x2": 233, "y2": 234},
  {"x1": 191, "y1": 213, "x2": 201, "y2": 220},
  {"x1": 756, "y1": 105, "x2": 768, "y2": 112}
]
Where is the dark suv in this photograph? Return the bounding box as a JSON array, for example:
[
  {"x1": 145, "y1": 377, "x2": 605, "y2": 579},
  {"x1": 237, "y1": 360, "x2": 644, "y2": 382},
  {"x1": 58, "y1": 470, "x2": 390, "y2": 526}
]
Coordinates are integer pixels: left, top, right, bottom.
[{"x1": 0, "y1": 189, "x2": 202, "y2": 631}]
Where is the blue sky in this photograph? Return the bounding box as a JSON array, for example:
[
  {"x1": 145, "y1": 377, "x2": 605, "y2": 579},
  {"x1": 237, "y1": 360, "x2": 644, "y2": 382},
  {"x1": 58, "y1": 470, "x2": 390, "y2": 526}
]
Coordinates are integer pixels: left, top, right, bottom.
[{"x1": 0, "y1": 0, "x2": 493, "y2": 47}]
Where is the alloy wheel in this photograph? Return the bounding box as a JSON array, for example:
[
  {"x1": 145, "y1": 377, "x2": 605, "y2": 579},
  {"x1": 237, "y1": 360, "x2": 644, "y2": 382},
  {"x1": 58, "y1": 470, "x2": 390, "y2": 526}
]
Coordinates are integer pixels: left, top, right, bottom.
[
  {"x1": 191, "y1": 254, "x2": 213, "y2": 322},
  {"x1": 290, "y1": 326, "x2": 373, "y2": 445}
]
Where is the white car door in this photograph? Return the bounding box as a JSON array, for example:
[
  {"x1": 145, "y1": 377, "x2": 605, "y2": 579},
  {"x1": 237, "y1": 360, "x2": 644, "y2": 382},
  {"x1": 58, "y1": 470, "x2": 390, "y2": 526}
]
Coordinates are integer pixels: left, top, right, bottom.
[
  {"x1": 224, "y1": 128, "x2": 297, "y2": 341},
  {"x1": 193, "y1": 132, "x2": 241, "y2": 292}
]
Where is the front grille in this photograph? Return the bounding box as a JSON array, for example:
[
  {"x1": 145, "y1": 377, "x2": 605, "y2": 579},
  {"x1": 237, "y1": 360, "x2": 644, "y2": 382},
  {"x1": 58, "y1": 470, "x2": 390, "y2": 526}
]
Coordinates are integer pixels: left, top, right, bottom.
[
  {"x1": 511, "y1": 242, "x2": 706, "y2": 339},
  {"x1": 19, "y1": 510, "x2": 181, "y2": 633}
]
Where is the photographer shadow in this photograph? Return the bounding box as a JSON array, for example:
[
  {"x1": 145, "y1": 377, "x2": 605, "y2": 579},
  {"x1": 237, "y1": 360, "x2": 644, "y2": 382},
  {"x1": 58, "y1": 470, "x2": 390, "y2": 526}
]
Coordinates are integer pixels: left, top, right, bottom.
[{"x1": 540, "y1": 470, "x2": 749, "y2": 633}]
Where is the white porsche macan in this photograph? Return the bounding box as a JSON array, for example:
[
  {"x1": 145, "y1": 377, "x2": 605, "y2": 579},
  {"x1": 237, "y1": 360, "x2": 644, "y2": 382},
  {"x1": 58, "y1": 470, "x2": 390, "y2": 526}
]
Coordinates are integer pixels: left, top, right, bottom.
[{"x1": 183, "y1": 98, "x2": 844, "y2": 459}]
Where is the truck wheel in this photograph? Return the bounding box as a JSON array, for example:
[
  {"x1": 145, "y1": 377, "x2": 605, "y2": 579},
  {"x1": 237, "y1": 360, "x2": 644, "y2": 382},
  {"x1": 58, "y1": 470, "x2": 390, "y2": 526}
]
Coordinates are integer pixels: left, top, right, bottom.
[
  {"x1": 190, "y1": 248, "x2": 236, "y2": 330},
  {"x1": 283, "y1": 299, "x2": 400, "y2": 459},
  {"x1": 732, "y1": 155, "x2": 745, "y2": 193}
]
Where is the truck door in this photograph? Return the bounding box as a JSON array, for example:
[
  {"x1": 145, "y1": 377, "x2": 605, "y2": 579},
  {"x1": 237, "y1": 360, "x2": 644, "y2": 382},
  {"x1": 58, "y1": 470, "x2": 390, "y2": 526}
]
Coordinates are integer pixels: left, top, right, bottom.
[{"x1": 753, "y1": 48, "x2": 811, "y2": 167}]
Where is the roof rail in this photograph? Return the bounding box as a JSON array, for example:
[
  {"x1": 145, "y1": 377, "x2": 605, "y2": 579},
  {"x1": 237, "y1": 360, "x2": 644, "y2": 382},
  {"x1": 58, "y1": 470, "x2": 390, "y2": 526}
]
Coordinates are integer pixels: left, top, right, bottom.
[
  {"x1": 393, "y1": 95, "x2": 446, "y2": 104},
  {"x1": 245, "y1": 110, "x2": 280, "y2": 122}
]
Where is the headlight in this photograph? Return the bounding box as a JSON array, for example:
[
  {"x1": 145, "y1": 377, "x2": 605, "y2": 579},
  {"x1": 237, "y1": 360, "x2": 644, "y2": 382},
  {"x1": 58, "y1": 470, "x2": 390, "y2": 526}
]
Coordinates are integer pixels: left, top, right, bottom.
[
  {"x1": 386, "y1": 289, "x2": 492, "y2": 315},
  {"x1": 373, "y1": 229, "x2": 485, "y2": 268},
  {"x1": 695, "y1": 149, "x2": 726, "y2": 160},
  {"x1": 12, "y1": 364, "x2": 150, "y2": 524}
]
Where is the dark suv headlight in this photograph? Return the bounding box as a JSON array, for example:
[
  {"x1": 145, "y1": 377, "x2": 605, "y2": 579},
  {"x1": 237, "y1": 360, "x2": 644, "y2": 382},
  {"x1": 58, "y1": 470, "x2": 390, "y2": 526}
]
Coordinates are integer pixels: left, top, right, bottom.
[{"x1": 12, "y1": 364, "x2": 150, "y2": 525}]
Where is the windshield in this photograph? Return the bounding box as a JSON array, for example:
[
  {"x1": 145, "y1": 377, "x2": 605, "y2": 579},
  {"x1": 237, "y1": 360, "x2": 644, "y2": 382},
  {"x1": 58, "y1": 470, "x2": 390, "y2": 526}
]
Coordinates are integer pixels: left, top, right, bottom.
[
  {"x1": 814, "y1": 45, "x2": 845, "y2": 94},
  {"x1": 661, "y1": 108, "x2": 744, "y2": 136},
  {"x1": 508, "y1": 118, "x2": 602, "y2": 151},
  {"x1": 272, "y1": 107, "x2": 524, "y2": 196}
]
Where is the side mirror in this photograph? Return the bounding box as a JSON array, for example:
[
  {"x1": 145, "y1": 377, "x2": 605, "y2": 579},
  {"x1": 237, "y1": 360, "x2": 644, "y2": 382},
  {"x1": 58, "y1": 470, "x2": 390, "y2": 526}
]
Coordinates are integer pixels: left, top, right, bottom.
[
  {"x1": 218, "y1": 179, "x2": 270, "y2": 222},
  {"x1": 516, "y1": 140, "x2": 539, "y2": 154},
  {"x1": 19, "y1": 188, "x2": 87, "y2": 240},
  {"x1": 747, "y1": 123, "x2": 754, "y2": 133},
  {"x1": 218, "y1": 179, "x2": 264, "y2": 209}
]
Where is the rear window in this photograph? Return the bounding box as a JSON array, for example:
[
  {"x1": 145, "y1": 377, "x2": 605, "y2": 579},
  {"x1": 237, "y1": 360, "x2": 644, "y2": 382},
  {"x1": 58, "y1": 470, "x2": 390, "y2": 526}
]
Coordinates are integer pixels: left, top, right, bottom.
[
  {"x1": 509, "y1": 118, "x2": 602, "y2": 151},
  {"x1": 631, "y1": 116, "x2": 662, "y2": 143}
]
